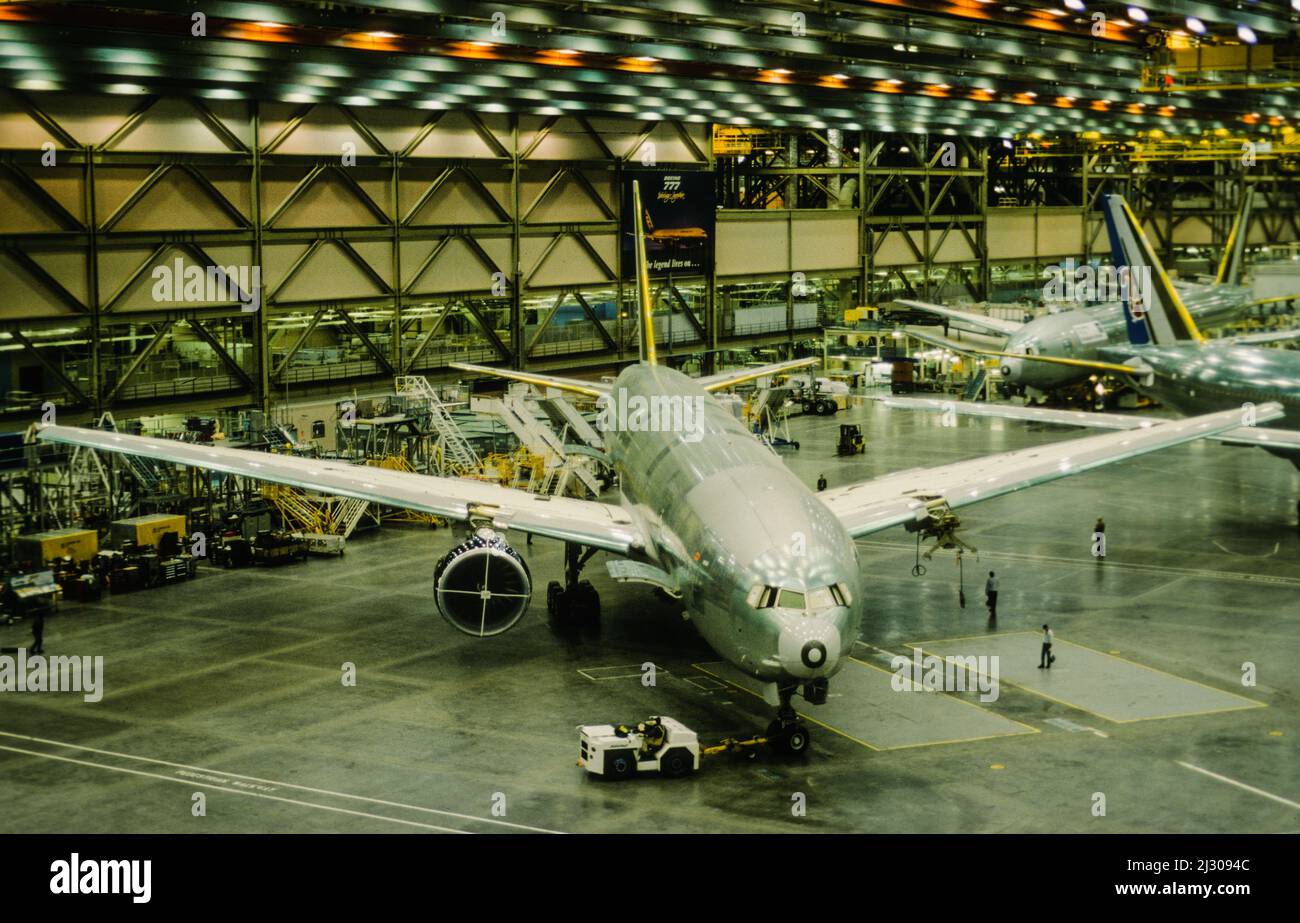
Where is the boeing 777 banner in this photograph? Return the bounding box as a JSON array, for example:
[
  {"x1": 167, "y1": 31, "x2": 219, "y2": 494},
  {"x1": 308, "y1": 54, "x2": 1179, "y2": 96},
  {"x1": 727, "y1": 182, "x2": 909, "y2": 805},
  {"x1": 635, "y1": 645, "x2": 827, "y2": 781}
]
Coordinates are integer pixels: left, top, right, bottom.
[{"x1": 621, "y1": 170, "x2": 714, "y2": 278}]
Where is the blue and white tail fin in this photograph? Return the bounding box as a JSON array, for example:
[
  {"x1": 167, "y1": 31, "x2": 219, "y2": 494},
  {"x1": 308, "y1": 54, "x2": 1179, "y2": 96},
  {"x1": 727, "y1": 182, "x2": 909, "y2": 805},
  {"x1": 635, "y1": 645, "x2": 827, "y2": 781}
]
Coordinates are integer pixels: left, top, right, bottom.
[{"x1": 1102, "y1": 194, "x2": 1204, "y2": 347}]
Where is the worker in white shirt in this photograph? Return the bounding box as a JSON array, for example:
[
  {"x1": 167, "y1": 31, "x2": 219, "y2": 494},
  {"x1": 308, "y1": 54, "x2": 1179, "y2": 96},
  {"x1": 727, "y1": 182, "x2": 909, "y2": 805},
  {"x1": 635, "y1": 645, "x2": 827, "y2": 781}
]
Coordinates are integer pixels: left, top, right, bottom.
[
  {"x1": 1039, "y1": 624, "x2": 1054, "y2": 669},
  {"x1": 984, "y1": 571, "x2": 998, "y2": 619}
]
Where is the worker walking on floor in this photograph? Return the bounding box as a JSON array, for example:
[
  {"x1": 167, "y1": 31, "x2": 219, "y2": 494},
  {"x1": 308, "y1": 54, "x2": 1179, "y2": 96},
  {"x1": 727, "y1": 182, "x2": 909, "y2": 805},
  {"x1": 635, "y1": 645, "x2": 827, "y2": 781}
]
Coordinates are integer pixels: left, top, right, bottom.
[
  {"x1": 31, "y1": 611, "x2": 45, "y2": 655},
  {"x1": 1039, "y1": 624, "x2": 1054, "y2": 669},
  {"x1": 816, "y1": 473, "x2": 828, "y2": 492},
  {"x1": 984, "y1": 571, "x2": 998, "y2": 619},
  {"x1": 1093, "y1": 517, "x2": 1106, "y2": 561}
]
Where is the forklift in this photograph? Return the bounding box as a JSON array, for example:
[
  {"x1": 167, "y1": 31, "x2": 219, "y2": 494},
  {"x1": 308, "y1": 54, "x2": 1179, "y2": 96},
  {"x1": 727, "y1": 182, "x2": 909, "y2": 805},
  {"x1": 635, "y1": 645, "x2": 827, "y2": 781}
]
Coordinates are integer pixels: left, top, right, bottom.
[{"x1": 837, "y1": 424, "x2": 866, "y2": 456}]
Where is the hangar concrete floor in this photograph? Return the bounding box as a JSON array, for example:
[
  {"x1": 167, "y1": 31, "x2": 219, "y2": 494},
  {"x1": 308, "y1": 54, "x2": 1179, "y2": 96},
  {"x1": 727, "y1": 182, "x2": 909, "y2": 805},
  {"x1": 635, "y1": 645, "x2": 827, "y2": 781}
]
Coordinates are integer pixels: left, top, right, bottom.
[{"x1": 3, "y1": 394, "x2": 1298, "y2": 834}]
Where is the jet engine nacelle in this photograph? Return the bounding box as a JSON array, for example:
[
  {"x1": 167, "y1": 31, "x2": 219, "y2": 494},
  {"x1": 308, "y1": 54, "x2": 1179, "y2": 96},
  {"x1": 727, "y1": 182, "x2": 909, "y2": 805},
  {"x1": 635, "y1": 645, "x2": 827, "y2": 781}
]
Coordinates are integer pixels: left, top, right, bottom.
[{"x1": 434, "y1": 528, "x2": 532, "y2": 637}]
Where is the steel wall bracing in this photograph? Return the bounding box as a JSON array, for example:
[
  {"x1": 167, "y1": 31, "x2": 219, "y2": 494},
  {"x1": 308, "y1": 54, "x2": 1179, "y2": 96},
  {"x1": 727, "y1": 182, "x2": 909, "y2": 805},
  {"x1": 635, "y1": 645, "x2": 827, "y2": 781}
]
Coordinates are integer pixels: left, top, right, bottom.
[
  {"x1": 0, "y1": 94, "x2": 710, "y2": 422},
  {"x1": 3, "y1": 95, "x2": 1299, "y2": 426}
]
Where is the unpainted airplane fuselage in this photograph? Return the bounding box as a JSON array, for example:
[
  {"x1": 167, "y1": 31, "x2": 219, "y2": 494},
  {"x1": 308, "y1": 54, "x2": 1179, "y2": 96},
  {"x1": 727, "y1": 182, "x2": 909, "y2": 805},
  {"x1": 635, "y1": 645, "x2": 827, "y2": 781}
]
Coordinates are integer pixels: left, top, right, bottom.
[
  {"x1": 605, "y1": 363, "x2": 861, "y2": 688},
  {"x1": 998, "y1": 283, "x2": 1248, "y2": 391},
  {"x1": 1098, "y1": 342, "x2": 1300, "y2": 464}
]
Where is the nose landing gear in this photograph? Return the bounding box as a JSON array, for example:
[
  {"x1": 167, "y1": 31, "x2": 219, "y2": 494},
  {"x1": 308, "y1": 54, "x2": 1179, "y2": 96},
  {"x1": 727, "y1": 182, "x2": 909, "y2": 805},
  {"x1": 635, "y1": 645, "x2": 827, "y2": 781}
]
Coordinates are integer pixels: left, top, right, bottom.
[{"x1": 766, "y1": 683, "x2": 813, "y2": 756}]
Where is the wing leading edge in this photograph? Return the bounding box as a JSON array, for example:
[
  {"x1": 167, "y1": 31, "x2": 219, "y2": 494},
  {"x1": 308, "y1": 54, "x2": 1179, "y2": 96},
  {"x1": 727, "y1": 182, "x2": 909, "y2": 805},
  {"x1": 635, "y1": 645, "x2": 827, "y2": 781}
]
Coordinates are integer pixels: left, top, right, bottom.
[
  {"x1": 450, "y1": 362, "x2": 609, "y2": 399},
  {"x1": 892, "y1": 299, "x2": 1024, "y2": 338},
  {"x1": 696, "y1": 357, "x2": 819, "y2": 392},
  {"x1": 872, "y1": 395, "x2": 1300, "y2": 451},
  {"x1": 818, "y1": 403, "x2": 1282, "y2": 538},
  {"x1": 36, "y1": 424, "x2": 647, "y2": 555}
]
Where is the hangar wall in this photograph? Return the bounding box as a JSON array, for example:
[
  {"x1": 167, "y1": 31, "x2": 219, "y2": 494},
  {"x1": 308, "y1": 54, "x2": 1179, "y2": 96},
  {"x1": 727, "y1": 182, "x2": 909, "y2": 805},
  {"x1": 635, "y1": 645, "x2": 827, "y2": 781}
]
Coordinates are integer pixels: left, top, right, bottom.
[{"x1": 1, "y1": 93, "x2": 1296, "y2": 423}]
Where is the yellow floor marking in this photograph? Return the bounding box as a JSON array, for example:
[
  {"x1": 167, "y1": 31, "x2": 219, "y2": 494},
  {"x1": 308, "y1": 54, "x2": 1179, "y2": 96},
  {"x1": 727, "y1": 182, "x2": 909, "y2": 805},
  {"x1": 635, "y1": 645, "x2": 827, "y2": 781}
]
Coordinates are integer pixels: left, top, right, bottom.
[
  {"x1": 1055, "y1": 635, "x2": 1267, "y2": 710},
  {"x1": 690, "y1": 662, "x2": 881, "y2": 751},
  {"x1": 848, "y1": 655, "x2": 1040, "y2": 739},
  {"x1": 692, "y1": 661, "x2": 1037, "y2": 752},
  {"x1": 903, "y1": 630, "x2": 1036, "y2": 649},
  {"x1": 902, "y1": 635, "x2": 1266, "y2": 724}
]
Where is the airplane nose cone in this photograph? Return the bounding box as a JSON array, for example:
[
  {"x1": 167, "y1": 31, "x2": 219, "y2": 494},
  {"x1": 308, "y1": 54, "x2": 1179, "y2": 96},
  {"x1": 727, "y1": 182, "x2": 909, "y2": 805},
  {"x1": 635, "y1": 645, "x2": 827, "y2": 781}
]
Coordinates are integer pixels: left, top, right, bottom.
[{"x1": 777, "y1": 617, "x2": 843, "y2": 678}]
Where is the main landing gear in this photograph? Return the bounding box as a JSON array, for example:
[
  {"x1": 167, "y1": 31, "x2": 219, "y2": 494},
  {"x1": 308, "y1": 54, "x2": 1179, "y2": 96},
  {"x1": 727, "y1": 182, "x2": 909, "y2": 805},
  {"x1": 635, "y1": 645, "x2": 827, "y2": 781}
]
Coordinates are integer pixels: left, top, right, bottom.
[
  {"x1": 764, "y1": 681, "x2": 822, "y2": 756},
  {"x1": 546, "y1": 542, "x2": 601, "y2": 630}
]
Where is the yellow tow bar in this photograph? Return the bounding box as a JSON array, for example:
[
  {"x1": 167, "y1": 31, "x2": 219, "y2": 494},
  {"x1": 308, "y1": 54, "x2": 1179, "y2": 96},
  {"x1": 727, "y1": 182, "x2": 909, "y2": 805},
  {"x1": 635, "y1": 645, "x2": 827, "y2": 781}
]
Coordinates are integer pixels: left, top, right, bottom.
[{"x1": 702, "y1": 735, "x2": 768, "y2": 757}]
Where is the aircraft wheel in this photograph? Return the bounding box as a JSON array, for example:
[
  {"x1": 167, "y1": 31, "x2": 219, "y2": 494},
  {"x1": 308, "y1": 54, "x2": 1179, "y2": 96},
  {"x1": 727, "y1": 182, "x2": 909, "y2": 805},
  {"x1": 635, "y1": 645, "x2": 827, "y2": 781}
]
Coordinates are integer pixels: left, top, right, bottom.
[
  {"x1": 783, "y1": 723, "x2": 811, "y2": 755},
  {"x1": 575, "y1": 580, "x2": 601, "y2": 624},
  {"x1": 766, "y1": 720, "x2": 812, "y2": 756},
  {"x1": 546, "y1": 580, "x2": 562, "y2": 618}
]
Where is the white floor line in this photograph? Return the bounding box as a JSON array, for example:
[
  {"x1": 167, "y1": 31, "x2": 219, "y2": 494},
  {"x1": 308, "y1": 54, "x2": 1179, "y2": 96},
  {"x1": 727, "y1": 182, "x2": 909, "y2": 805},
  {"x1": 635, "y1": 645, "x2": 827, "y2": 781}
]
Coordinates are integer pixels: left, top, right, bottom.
[
  {"x1": 1177, "y1": 761, "x2": 1300, "y2": 811},
  {"x1": 0, "y1": 743, "x2": 468, "y2": 833},
  {"x1": 0, "y1": 730, "x2": 565, "y2": 834}
]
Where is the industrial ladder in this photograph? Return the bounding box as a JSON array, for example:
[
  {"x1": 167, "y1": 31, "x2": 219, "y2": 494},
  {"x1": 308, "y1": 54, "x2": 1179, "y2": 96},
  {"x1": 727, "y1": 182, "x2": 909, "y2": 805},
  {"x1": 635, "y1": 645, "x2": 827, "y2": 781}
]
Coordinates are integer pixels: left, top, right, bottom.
[
  {"x1": 395, "y1": 375, "x2": 480, "y2": 476},
  {"x1": 495, "y1": 395, "x2": 602, "y2": 497},
  {"x1": 963, "y1": 368, "x2": 988, "y2": 402}
]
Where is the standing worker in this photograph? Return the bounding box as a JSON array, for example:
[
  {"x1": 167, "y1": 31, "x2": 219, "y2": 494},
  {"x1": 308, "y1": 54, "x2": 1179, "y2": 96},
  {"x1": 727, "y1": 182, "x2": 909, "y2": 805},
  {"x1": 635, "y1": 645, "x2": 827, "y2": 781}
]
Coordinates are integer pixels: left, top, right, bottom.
[
  {"x1": 816, "y1": 473, "x2": 828, "y2": 492},
  {"x1": 984, "y1": 571, "x2": 998, "y2": 619},
  {"x1": 1093, "y1": 517, "x2": 1106, "y2": 561},
  {"x1": 31, "y1": 610, "x2": 45, "y2": 655},
  {"x1": 1039, "y1": 624, "x2": 1054, "y2": 669}
]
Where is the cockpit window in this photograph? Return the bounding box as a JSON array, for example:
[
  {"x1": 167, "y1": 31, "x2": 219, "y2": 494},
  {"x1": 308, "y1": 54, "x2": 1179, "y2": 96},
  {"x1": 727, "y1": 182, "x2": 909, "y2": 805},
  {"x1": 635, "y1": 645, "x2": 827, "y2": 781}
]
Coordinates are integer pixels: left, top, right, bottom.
[
  {"x1": 805, "y1": 587, "x2": 835, "y2": 610},
  {"x1": 750, "y1": 585, "x2": 846, "y2": 612},
  {"x1": 777, "y1": 588, "x2": 806, "y2": 610}
]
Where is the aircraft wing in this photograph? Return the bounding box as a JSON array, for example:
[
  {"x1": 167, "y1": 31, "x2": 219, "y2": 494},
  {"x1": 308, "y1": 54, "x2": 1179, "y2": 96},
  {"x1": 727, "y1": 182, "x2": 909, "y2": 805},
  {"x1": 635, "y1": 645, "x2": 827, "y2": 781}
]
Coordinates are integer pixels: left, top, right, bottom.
[
  {"x1": 895, "y1": 327, "x2": 990, "y2": 356},
  {"x1": 892, "y1": 299, "x2": 1023, "y2": 338},
  {"x1": 450, "y1": 362, "x2": 609, "y2": 399},
  {"x1": 36, "y1": 424, "x2": 647, "y2": 555},
  {"x1": 1212, "y1": 327, "x2": 1300, "y2": 347},
  {"x1": 696, "y1": 357, "x2": 819, "y2": 392},
  {"x1": 872, "y1": 395, "x2": 1300, "y2": 450},
  {"x1": 871, "y1": 395, "x2": 1145, "y2": 430},
  {"x1": 818, "y1": 404, "x2": 1282, "y2": 539}
]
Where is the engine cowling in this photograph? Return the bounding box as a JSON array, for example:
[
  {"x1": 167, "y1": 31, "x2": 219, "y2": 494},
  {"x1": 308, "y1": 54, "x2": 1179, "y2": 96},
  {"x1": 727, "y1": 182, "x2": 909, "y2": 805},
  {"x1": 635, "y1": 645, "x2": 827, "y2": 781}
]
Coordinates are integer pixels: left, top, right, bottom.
[{"x1": 434, "y1": 528, "x2": 533, "y2": 637}]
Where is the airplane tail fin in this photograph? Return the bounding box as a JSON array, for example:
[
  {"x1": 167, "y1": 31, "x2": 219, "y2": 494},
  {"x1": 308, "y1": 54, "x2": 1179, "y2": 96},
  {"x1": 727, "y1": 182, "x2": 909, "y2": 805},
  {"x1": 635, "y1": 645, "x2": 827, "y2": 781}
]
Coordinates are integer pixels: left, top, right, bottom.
[
  {"x1": 631, "y1": 180, "x2": 657, "y2": 365},
  {"x1": 1102, "y1": 194, "x2": 1204, "y2": 347},
  {"x1": 1215, "y1": 185, "x2": 1255, "y2": 287}
]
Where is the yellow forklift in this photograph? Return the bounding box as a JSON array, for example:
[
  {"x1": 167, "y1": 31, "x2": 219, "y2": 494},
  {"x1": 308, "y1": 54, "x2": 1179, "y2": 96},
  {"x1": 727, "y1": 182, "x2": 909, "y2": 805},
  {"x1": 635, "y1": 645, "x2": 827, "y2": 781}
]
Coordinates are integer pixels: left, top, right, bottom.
[{"x1": 837, "y1": 424, "x2": 866, "y2": 456}]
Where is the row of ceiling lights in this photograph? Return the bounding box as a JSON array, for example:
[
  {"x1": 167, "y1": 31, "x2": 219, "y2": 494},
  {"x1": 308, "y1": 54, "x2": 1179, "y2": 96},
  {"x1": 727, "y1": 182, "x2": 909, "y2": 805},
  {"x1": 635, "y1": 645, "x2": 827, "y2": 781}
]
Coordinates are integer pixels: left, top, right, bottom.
[
  {"x1": 6, "y1": 7, "x2": 1288, "y2": 133},
  {"x1": 204, "y1": 33, "x2": 1245, "y2": 132},
  {"x1": 229, "y1": 13, "x2": 1280, "y2": 128},
  {"x1": 1010, "y1": 1, "x2": 1292, "y2": 43}
]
